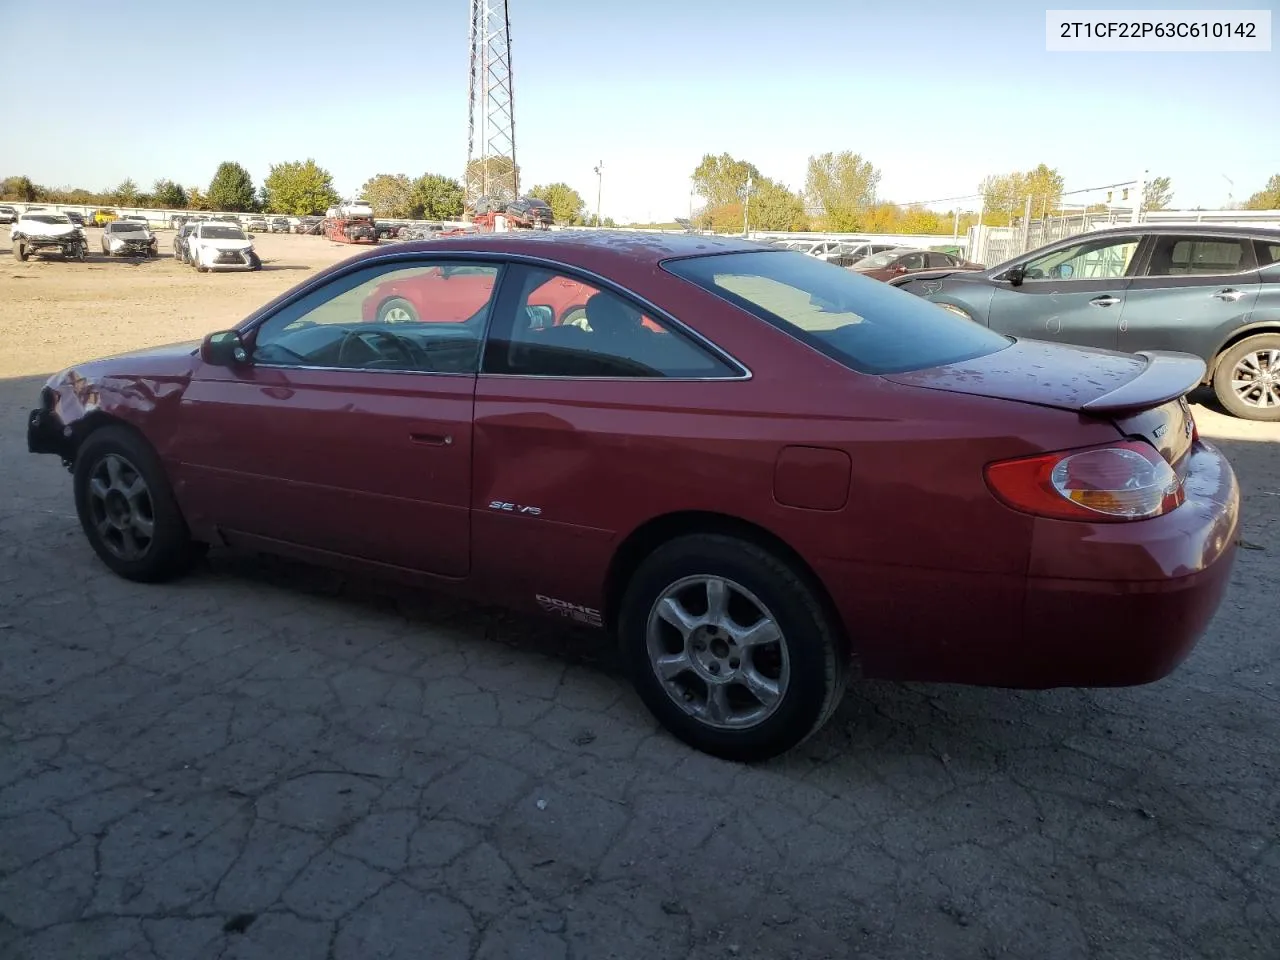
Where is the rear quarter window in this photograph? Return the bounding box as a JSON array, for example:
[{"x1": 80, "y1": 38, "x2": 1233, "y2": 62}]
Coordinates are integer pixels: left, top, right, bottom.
[{"x1": 664, "y1": 250, "x2": 1009, "y2": 375}]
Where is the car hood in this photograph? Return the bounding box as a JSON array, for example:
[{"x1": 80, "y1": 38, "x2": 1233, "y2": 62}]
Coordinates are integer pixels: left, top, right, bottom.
[
  {"x1": 882, "y1": 338, "x2": 1205, "y2": 414},
  {"x1": 16, "y1": 221, "x2": 78, "y2": 238},
  {"x1": 194, "y1": 238, "x2": 252, "y2": 251}
]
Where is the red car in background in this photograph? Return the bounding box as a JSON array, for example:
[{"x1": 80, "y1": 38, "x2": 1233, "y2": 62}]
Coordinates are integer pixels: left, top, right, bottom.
[
  {"x1": 361, "y1": 266, "x2": 663, "y2": 331},
  {"x1": 853, "y1": 247, "x2": 985, "y2": 282},
  {"x1": 28, "y1": 233, "x2": 1239, "y2": 761}
]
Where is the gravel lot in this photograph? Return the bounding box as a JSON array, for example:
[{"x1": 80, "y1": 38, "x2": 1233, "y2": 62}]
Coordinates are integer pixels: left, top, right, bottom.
[{"x1": 1, "y1": 230, "x2": 1278, "y2": 959}]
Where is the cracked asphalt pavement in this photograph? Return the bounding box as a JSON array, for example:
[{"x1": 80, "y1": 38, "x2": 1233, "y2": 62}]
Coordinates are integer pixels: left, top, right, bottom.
[{"x1": 1, "y1": 244, "x2": 1278, "y2": 958}]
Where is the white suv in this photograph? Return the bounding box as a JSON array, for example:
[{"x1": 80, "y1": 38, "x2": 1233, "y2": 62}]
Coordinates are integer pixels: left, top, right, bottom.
[{"x1": 188, "y1": 221, "x2": 261, "y2": 272}]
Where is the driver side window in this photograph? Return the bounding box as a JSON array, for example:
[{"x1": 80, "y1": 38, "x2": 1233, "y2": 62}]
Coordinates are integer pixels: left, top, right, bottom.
[
  {"x1": 251, "y1": 261, "x2": 501, "y2": 373},
  {"x1": 1022, "y1": 236, "x2": 1139, "y2": 281}
]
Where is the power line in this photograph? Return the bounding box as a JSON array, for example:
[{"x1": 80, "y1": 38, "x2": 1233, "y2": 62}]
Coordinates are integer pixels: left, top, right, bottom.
[{"x1": 897, "y1": 178, "x2": 1141, "y2": 210}]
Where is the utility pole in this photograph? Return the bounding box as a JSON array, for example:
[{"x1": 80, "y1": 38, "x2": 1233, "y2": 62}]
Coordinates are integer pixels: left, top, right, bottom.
[
  {"x1": 465, "y1": 0, "x2": 517, "y2": 210},
  {"x1": 1020, "y1": 195, "x2": 1033, "y2": 253},
  {"x1": 1222, "y1": 173, "x2": 1234, "y2": 209},
  {"x1": 593, "y1": 162, "x2": 603, "y2": 227},
  {"x1": 1133, "y1": 169, "x2": 1146, "y2": 224},
  {"x1": 952, "y1": 207, "x2": 960, "y2": 242},
  {"x1": 742, "y1": 174, "x2": 754, "y2": 237}
]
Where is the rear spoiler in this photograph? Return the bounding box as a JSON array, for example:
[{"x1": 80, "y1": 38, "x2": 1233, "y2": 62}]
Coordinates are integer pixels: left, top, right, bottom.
[{"x1": 1081, "y1": 351, "x2": 1206, "y2": 413}]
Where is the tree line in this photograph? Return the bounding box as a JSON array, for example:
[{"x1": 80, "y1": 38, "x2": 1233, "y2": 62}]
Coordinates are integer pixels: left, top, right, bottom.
[
  {"x1": 0, "y1": 161, "x2": 467, "y2": 219},
  {"x1": 691, "y1": 151, "x2": 1280, "y2": 234},
  {"x1": 5, "y1": 160, "x2": 1278, "y2": 228}
]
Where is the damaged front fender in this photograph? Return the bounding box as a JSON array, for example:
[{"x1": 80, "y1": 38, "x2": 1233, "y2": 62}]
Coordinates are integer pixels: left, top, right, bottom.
[{"x1": 27, "y1": 350, "x2": 197, "y2": 466}]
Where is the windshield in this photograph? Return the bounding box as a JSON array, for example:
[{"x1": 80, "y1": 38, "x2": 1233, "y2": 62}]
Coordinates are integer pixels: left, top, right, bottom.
[
  {"x1": 26, "y1": 214, "x2": 70, "y2": 224},
  {"x1": 200, "y1": 225, "x2": 247, "y2": 240},
  {"x1": 110, "y1": 221, "x2": 145, "y2": 231},
  {"x1": 855, "y1": 250, "x2": 905, "y2": 269},
  {"x1": 664, "y1": 250, "x2": 1010, "y2": 375}
]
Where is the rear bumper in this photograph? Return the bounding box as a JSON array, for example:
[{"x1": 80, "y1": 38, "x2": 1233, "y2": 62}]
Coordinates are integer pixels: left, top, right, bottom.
[{"x1": 821, "y1": 440, "x2": 1239, "y2": 689}]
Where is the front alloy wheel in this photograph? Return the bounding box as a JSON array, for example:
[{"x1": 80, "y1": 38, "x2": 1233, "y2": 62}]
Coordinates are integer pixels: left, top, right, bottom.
[
  {"x1": 86, "y1": 453, "x2": 155, "y2": 561},
  {"x1": 73, "y1": 426, "x2": 204, "y2": 582}
]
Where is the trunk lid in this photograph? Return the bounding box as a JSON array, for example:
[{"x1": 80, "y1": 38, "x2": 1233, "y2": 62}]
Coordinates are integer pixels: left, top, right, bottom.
[{"x1": 883, "y1": 338, "x2": 1204, "y2": 465}]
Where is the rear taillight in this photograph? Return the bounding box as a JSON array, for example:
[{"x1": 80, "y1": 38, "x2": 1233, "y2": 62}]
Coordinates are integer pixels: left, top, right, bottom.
[{"x1": 985, "y1": 439, "x2": 1185, "y2": 522}]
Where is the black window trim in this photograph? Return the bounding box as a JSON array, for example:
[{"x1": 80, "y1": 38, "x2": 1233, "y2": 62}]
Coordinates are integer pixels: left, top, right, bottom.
[
  {"x1": 233, "y1": 248, "x2": 750, "y2": 381},
  {"x1": 478, "y1": 259, "x2": 751, "y2": 382},
  {"x1": 245, "y1": 255, "x2": 507, "y2": 378}
]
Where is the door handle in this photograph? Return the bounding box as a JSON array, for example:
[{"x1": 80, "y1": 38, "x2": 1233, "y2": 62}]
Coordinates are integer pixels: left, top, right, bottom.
[
  {"x1": 1214, "y1": 288, "x2": 1245, "y2": 302},
  {"x1": 409, "y1": 432, "x2": 452, "y2": 446},
  {"x1": 1089, "y1": 296, "x2": 1121, "y2": 307}
]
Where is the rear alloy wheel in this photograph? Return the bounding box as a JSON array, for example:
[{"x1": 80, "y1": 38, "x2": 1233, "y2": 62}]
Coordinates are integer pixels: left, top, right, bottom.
[
  {"x1": 377, "y1": 297, "x2": 419, "y2": 323},
  {"x1": 619, "y1": 534, "x2": 847, "y2": 761},
  {"x1": 1213, "y1": 334, "x2": 1280, "y2": 421},
  {"x1": 73, "y1": 426, "x2": 204, "y2": 582}
]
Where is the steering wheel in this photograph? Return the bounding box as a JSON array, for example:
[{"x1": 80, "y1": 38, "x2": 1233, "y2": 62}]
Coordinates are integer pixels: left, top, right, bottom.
[{"x1": 337, "y1": 329, "x2": 429, "y2": 369}]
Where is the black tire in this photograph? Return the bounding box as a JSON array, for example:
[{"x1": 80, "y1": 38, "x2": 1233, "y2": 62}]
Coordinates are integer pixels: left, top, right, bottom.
[
  {"x1": 618, "y1": 534, "x2": 847, "y2": 762},
  {"x1": 73, "y1": 425, "x2": 204, "y2": 583},
  {"x1": 13, "y1": 239, "x2": 28, "y2": 261},
  {"x1": 248, "y1": 251, "x2": 262, "y2": 270},
  {"x1": 1213, "y1": 333, "x2": 1280, "y2": 422},
  {"x1": 376, "y1": 297, "x2": 419, "y2": 323}
]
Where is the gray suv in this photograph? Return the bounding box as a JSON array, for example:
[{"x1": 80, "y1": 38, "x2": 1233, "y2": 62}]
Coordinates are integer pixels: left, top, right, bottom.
[{"x1": 893, "y1": 224, "x2": 1280, "y2": 420}]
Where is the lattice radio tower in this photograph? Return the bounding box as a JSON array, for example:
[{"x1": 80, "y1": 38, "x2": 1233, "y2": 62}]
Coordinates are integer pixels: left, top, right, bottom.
[{"x1": 466, "y1": 0, "x2": 517, "y2": 210}]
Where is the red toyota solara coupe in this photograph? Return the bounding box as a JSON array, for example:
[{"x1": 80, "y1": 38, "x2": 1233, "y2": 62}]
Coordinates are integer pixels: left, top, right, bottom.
[{"x1": 28, "y1": 232, "x2": 1240, "y2": 761}]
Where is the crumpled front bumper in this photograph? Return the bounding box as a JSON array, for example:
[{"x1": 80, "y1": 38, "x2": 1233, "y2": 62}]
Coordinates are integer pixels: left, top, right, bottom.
[{"x1": 28, "y1": 390, "x2": 70, "y2": 458}]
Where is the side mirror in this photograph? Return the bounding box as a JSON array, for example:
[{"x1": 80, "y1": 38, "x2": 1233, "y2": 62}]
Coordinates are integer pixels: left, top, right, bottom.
[
  {"x1": 525, "y1": 305, "x2": 553, "y2": 330},
  {"x1": 247, "y1": 234, "x2": 256, "y2": 239},
  {"x1": 201, "y1": 330, "x2": 248, "y2": 367},
  {"x1": 1005, "y1": 264, "x2": 1027, "y2": 287}
]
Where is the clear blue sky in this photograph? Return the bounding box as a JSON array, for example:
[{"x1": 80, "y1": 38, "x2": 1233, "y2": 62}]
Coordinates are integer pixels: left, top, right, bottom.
[{"x1": 2, "y1": 0, "x2": 1276, "y2": 221}]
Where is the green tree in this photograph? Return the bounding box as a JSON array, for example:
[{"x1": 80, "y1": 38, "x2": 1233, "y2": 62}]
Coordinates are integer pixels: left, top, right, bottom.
[
  {"x1": 463, "y1": 156, "x2": 519, "y2": 205},
  {"x1": 1244, "y1": 174, "x2": 1280, "y2": 210},
  {"x1": 749, "y1": 178, "x2": 808, "y2": 231},
  {"x1": 152, "y1": 179, "x2": 188, "y2": 208},
  {"x1": 112, "y1": 178, "x2": 140, "y2": 205},
  {"x1": 207, "y1": 161, "x2": 257, "y2": 212},
  {"x1": 412, "y1": 173, "x2": 465, "y2": 219},
  {"x1": 0, "y1": 176, "x2": 40, "y2": 201},
  {"x1": 527, "y1": 182, "x2": 585, "y2": 224},
  {"x1": 979, "y1": 164, "x2": 1064, "y2": 224},
  {"x1": 691, "y1": 153, "x2": 761, "y2": 216},
  {"x1": 1143, "y1": 176, "x2": 1173, "y2": 211},
  {"x1": 805, "y1": 151, "x2": 881, "y2": 231},
  {"x1": 360, "y1": 173, "x2": 415, "y2": 218},
  {"x1": 186, "y1": 186, "x2": 209, "y2": 211},
  {"x1": 260, "y1": 159, "x2": 338, "y2": 215}
]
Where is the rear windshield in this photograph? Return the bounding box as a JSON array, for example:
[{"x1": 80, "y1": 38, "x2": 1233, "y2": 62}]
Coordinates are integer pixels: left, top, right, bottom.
[{"x1": 664, "y1": 250, "x2": 1010, "y2": 375}]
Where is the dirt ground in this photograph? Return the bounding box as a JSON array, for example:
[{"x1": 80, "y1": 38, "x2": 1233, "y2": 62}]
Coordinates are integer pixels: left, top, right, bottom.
[
  {"x1": 1, "y1": 230, "x2": 1279, "y2": 959},
  {"x1": 0, "y1": 229, "x2": 360, "y2": 379}
]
